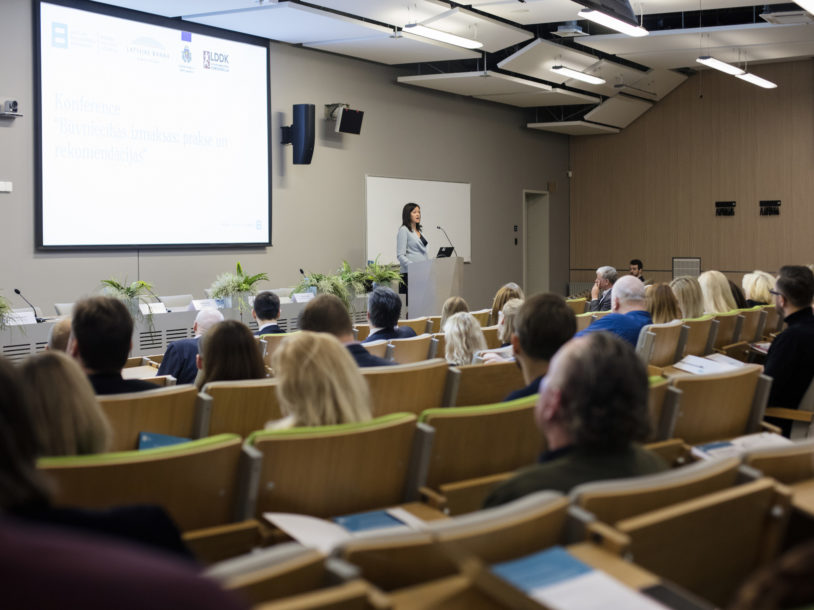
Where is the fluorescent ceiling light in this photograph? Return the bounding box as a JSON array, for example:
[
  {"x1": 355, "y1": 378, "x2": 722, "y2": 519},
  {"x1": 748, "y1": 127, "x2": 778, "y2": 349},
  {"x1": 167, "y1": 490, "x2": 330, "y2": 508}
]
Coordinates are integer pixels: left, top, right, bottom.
[
  {"x1": 578, "y1": 9, "x2": 649, "y2": 37},
  {"x1": 696, "y1": 56, "x2": 744, "y2": 76},
  {"x1": 793, "y1": 0, "x2": 814, "y2": 13},
  {"x1": 736, "y1": 72, "x2": 778, "y2": 89},
  {"x1": 403, "y1": 24, "x2": 483, "y2": 49},
  {"x1": 551, "y1": 65, "x2": 606, "y2": 85}
]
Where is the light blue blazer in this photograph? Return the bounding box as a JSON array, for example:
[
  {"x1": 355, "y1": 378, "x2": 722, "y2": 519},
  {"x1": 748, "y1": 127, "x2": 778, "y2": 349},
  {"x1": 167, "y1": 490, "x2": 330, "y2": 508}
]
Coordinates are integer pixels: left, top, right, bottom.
[{"x1": 396, "y1": 225, "x2": 429, "y2": 273}]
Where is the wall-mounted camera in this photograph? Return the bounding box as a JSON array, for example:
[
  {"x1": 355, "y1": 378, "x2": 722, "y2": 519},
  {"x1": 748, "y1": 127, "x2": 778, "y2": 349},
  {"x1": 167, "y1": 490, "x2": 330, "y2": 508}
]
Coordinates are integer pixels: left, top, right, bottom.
[{"x1": 3, "y1": 100, "x2": 19, "y2": 113}]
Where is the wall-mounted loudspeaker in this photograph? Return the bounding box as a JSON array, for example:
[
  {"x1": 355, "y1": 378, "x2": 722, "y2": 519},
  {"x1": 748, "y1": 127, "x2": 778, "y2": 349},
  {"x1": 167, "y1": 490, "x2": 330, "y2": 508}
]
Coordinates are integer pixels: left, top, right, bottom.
[{"x1": 281, "y1": 103, "x2": 315, "y2": 165}]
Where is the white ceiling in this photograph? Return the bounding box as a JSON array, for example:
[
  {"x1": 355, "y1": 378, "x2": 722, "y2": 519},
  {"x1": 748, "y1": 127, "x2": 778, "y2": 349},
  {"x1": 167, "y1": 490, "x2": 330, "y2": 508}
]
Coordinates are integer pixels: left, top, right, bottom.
[{"x1": 94, "y1": 0, "x2": 814, "y2": 134}]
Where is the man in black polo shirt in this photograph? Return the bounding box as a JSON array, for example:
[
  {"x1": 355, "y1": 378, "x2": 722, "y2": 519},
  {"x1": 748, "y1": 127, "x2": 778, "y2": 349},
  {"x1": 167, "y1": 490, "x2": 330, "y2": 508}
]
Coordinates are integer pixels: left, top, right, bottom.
[{"x1": 764, "y1": 265, "x2": 814, "y2": 436}]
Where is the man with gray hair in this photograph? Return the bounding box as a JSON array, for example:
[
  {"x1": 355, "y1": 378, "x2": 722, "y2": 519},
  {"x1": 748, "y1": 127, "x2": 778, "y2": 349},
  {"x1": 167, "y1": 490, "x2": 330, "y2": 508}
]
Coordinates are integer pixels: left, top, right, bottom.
[
  {"x1": 587, "y1": 265, "x2": 617, "y2": 312},
  {"x1": 576, "y1": 274, "x2": 652, "y2": 345},
  {"x1": 157, "y1": 308, "x2": 224, "y2": 384}
]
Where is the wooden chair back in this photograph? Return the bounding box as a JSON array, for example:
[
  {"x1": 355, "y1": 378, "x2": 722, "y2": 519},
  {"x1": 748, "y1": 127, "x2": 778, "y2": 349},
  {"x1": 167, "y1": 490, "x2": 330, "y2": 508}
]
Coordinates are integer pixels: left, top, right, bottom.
[
  {"x1": 614, "y1": 478, "x2": 790, "y2": 606},
  {"x1": 762, "y1": 305, "x2": 782, "y2": 337},
  {"x1": 481, "y1": 325, "x2": 501, "y2": 350},
  {"x1": 427, "y1": 316, "x2": 442, "y2": 334},
  {"x1": 575, "y1": 312, "x2": 594, "y2": 332},
  {"x1": 470, "y1": 309, "x2": 491, "y2": 326},
  {"x1": 98, "y1": 386, "x2": 207, "y2": 451},
  {"x1": 340, "y1": 491, "x2": 569, "y2": 591},
  {"x1": 144, "y1": 375, "x2": 176, "y2": 387},
  {"x1": 592, "y1": 310, "x2": 612, "y2": 320},
  {"x1": 738, "y1": 307, "x2": 767, "y2": 343},
  {"x1": 636, "y1": 320, "x2": 685, "y2": 367},
  {"x1": 565, "y1": 298, "x2": 587, "y2": 315},
  {"x1": 711, "y1": 311, "x2": 744, "y2": 350},
  {"x1": 400, "y1": 317, "x2": 430, "y2": 335},
  {"x1": 647, "y1": 378, "x2": 681, "y2": 441},
  {"x1": 744, "y1": 439, "x2": 814, "y2": 484},
  {"x1": 361, "y1": 339, "x2": 389, "y2": 359},
  {"x1": 669, "y1": 364, "x2": 769, "y2": 444},
  {"x1": 446, "y1": 361, "x2": 526, "y2": 407},
  {"x1": 143, "y1": 353, "x2": 164, "y2": 366},
  {"x1": 571, "y1": 456, "x2": 742, "y2": 525},
  {"x1": 259, "y1": 332, "x2": 295, "y2": 370},
  {"x1": 248, "y1": 413, "x2": 419, "y2": 518},
  {"x1": 363, "y1": 359, "x2": 451, "y2": 415},
  {"x1": 389, "y1": 333, "x2": 435, "y2": 364},
  {"x1": 39, "y1": 434, "x2": 255, "y2": 531},
  {"x1": 432, "y1": 333, "x2": 446, "y2": 358},
  {"x1": 419, "y1": 396, "x2": 544, "y2": 490},
  {"x1": 202, "y1": 378, "x2": 283, "y2": 438},
  {"x1": 680, "y1": 316, "x2": 717, "y2": 357},
  {"x1": 354, "y1": 324, "x2": 371, "y2": 342}
]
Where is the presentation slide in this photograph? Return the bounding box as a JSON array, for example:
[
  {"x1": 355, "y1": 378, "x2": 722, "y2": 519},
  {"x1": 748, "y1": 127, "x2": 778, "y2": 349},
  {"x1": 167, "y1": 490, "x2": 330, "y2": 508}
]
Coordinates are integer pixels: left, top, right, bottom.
[{"x1": 38, "y1": 2, "x2": 270, "y2": 248}]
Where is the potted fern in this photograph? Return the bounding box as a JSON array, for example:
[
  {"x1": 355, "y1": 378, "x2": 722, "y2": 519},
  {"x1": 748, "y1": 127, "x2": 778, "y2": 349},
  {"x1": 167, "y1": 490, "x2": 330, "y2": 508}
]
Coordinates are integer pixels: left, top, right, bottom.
[
  {"x1": 100, "y1": 278, "x2": 158, "y2": 318},
  {"x1": 364, "y1": 255, "x2": 403, "y2": 291},
  {"x1": 210, "y1": 262, "x2": 269, "y2": 310},
  {"x1": 291, "y1": 271, "x2": 351, "y2": 310}
]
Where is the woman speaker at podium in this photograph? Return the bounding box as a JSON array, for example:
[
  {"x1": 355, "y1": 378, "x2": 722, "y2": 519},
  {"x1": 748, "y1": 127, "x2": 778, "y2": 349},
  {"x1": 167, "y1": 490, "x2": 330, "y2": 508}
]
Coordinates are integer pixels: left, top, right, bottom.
[{"x1": 396, "y1": 202, "x2": 429, "y2": 296}]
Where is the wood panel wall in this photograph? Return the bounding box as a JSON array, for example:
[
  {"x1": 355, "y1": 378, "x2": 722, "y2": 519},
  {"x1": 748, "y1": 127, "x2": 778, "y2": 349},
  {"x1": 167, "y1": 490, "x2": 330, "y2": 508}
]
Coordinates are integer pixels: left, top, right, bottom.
[{"x1": 569, "y1": 59, "x2": 814, "y2": 286}]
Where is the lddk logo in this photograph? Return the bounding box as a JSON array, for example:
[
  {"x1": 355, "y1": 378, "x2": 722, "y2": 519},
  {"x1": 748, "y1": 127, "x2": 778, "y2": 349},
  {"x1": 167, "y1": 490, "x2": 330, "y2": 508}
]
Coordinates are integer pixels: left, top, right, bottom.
[
  {"x1": 203, "y1": 50, "x2": 210, "y2": 69},
  {"x1": 203, "y1": 50, "x2": 229, "y2": 71}
]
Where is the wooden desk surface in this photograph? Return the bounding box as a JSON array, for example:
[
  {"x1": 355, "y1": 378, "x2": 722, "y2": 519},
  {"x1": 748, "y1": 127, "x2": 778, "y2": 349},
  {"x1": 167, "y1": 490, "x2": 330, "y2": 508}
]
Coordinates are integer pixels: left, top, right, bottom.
[
  {"x1": 399, "y1": 502, "x2": 449, "y2": 523},
  {"x1": 121, "y1": 364, "x2": 158, "y2": 379}
]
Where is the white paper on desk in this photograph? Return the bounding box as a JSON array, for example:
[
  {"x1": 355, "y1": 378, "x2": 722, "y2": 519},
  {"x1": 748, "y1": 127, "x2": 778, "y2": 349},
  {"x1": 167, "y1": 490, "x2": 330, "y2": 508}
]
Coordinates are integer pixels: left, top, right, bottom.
[
  {"x1": 705, "y1": 353, "x2": 746, "y2": 368},
  {"x1": 531, "y1": 571, "x2": 668, "y2": 610},
  {"x1": 692, "y1": 432, "x2": 791, "y2": 460},
  {"x1": 673, "y1": 354, "x2": 740, "y2": 375},
  {"x1": 6, "y1": 311, "x2": 37, "y2": 326},
  {"x1": 139, "y1": 302, "x2": 167, "y2": 315}
]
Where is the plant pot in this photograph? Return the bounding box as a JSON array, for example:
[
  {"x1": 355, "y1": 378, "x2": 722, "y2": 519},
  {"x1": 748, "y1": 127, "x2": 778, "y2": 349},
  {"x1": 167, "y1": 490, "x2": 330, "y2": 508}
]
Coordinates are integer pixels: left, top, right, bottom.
[{"x1": 126, "y1": 297, "x2": 140, "y2": 319}]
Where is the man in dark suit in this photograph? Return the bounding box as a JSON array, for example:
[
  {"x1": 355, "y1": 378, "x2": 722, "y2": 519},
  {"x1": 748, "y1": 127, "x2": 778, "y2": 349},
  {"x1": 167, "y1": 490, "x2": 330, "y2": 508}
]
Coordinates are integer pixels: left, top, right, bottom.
[
  {"x1": 253, "y1": 291, "x2": 284, "y2": 335},
  {"x1": 68, "y1": 296, "x2": 156, "y2": 395},
  {"x1": 362, "y1": 286, "x2": 416, "y2": 343},
  {"x1": 299, "y1": 293, "x2": 392, "y2": 367},
  {"x1": 587, "y1": 265, "x2": 617, "y2": 312},
  {"x1": 157, "y1": 309, "x2": 223, "y2": 384}
]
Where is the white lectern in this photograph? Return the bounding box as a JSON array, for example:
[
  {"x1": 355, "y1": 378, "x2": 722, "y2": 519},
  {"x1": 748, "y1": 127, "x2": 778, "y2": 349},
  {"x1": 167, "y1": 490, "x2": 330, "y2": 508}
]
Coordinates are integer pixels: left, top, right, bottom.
[{"x1": 408, "y1": 257, "x2": 463, "y2": 318}]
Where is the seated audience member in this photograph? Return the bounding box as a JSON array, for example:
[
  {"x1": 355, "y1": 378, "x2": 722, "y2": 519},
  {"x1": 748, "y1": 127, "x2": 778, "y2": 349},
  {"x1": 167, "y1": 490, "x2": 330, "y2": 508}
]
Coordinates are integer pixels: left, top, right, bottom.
[
  {"x1": 46, "y1": 317, "x2": 72, "y2": 351},
  {"x1": 742, "y1": 270, "x2": 774, "y2": 307},
  {"x1": 196, "y1": 320, "x2": 267, "y2": 388},
  {"x1": 68, "y1": 296, "x2": 156, "y2": 395},
  {"x1": 439, "y1": 295, "x2": 469, "y2": 330},
  {"x1": 480, "y1": 297, "x2": 524, "y2": 363},
  {"x1": 298, "y1": 294, "x2": 391, "y2": 367},
  {"x1": 588, "y1": 266, "x2": 617, "y2": 312},
  {"x1": 699, "y1": 270, "x2": 737, "y2": 314},
  {"x1": 443, "y1": 312, "x2": 487, "y2": 366},
  {"x1": 270, "y1": 332, "x2": 372, "y2": 429},
  {"x1": 764, "y1": 265, "x2": 814, "y2": 436},
  {"x1": 729, "y1": 279, "x2": 748, "y2": 309},
  {"x1": 729, "y1": 539, "x2": 814, "y2": 610},
  {"x1": 0, "y1": 357, "x2": 190, "y2": 559},
  {"x1": 646, "y1": 283, "x2": 682, "y2": 324},
  {"x1": 1, "y1": 516, "x2": 248, "y2": 610},
  {"x1": 505, "y1": 294, "x2": 576, "y2": 401},
  {"x1": 157, "y1": 309, "x2": 224, "y2": 384},
  {"x1": 484, "y1": 332, "x2": 667, "y2": 507},
  {"x1": 362, "y1": 287, "x2": 416, "y2": 343},
  {"x1": 20, "y1": 351, "x2": 111, "y2": 456},
  {"x1": 576, "y1": 275, "x2": 652, "y2": 346},
  {"x1": 253, "y1": 291, "x2": 283, "y2": 335},
  {"x1": 670, "y1": 275, "x2": 705, "y2": 319},
  {"x1": 489, "y1": 282, "x2": 525, "y2": 325},
  {"x1": 629, "y1": 258, "x2": 645, "y2": 282}
]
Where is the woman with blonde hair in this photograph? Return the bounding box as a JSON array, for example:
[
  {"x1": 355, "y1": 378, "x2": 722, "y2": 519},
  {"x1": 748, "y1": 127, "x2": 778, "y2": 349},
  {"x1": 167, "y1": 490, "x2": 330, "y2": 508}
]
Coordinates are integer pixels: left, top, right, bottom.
[
  {"x1": 497, "y1": 297, "x2": 524, "y2": 346},
  {"x1": 743, "y1": 271, "x2": 774, "y2": 307},
  {"x1": 196, "y1": 320, "x2": 267, "y2": 388},
  {"x1": 20, "y1": 351, "x2": 111, "y2": 456},
  {"x1": 489, "y1": 282, "x2": 524, "y2": 325},
  {"x1": 670, "y1": 275, "x2": 704, "y2": 319},
  {"x1": 444, "y1": 312, "x2": 487, "y2": 366},
  {"x1": 271, "y1": 332, "x2": 372, "y2": 428},
  {"x1": 698, "y1": 270, "x2": 737, "y2": 314},
  {"x1": 646, "y1": 283, "x2": 682, "y2": 324},
  {"x1": 439, "y1": 295, "x2": 469, "y2": 330}
]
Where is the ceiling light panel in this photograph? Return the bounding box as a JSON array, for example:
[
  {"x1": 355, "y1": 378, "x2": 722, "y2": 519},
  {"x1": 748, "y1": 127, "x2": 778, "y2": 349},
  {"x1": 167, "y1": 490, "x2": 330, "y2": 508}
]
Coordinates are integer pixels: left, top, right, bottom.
[
  {"x1": 498, "y1": 39, "x2": 601, "y2": 83},
  {"x1": 527, "y1": 120, "x2": 620, "y2": 135},
  {"x1": 477, "y1": 88, "x2": 600, "y2": 107},
  {"x1": 305, "y1": 32, "x2": 480, "y2": 65},
  {"x1": 473, "y1": 0, "x2": 585, "y2": 25},
  {"x1": 304, "y1": 0, "x2": 448, "y2": 27},
  {"x1": 91, "y1": 0, "x2": 259, "y2": 18},
  {"x1": 584, "y1": 94, "x2": 653, "y2": 128},
  {"x1": 398, "y1": 71, "x2": 551, "y2": 96},
  {"x1": 184, "y1": 3, "x2": 389, "y2": 44},
  {"x1": 419, "y1": 7, "x2": 533, "y2": 53}
]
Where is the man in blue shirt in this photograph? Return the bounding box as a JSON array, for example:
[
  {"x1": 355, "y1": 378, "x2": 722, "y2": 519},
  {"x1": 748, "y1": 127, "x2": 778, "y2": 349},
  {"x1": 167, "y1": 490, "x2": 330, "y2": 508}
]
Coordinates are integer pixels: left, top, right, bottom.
[{"x1": 576, "y1": 275, "x2": 652, "y2": 346}]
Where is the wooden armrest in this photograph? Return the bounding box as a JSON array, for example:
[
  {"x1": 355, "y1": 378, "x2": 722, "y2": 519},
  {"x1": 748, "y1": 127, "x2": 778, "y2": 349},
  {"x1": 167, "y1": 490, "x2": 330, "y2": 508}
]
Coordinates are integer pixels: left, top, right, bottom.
[
  {"x1": 642, "y1": 438, "x2": 694, "y2": 467},
  {"x1": 438, "y1": 472, "x2": 514, "y2": 516},
  {"x1": 418, "y1": 486, "x2": 448, "y2": 512},
  {"x1": 646, "y1": 365, "x2": 663, "y2": 378},
  {"x1": 760, "y1": 421, "x2": 783, "y2": 434},
  {"x1": 765, "y1": 407, "x2": 814, "y2": 423},
  {"x1": 183, "y1": 519, "x2": 263, "y2": 565},
  {"x1": 585, "y1": 521, "x2": 631, "y2": 556}
]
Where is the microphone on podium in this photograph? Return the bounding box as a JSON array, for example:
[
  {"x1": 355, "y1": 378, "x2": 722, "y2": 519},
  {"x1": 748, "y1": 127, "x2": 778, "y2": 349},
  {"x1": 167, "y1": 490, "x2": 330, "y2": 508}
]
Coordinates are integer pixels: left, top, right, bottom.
[
  {"x1": 436, "y1": 225, "x2": 457, "y2": 257},
  {"x1": 14, "y1": 288, "x2": 45, "y2": 323}
]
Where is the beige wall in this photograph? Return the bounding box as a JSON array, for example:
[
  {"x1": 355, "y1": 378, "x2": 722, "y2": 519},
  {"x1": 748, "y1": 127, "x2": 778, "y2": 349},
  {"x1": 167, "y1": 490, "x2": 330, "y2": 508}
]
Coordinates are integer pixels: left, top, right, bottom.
[
  {"x1": 0, "y1": 0, "x2": 570, "y2": 314},
  {"x1": 570, "y1": 59, "x2": 814, "y2": 287}
]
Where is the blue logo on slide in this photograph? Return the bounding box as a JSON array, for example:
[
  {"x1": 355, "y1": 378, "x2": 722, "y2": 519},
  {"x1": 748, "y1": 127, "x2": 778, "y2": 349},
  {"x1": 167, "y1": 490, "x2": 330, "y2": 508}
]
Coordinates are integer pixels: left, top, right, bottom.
[
  {"x1": 52, "y1": 22, "x2": 68, "y2": 48},
  {"x1": 182, "y1": 46, "x2": 191, "y2": 63},
  {"x1": 181, "y1": 31, "x2": 191, "y2": 42}
]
